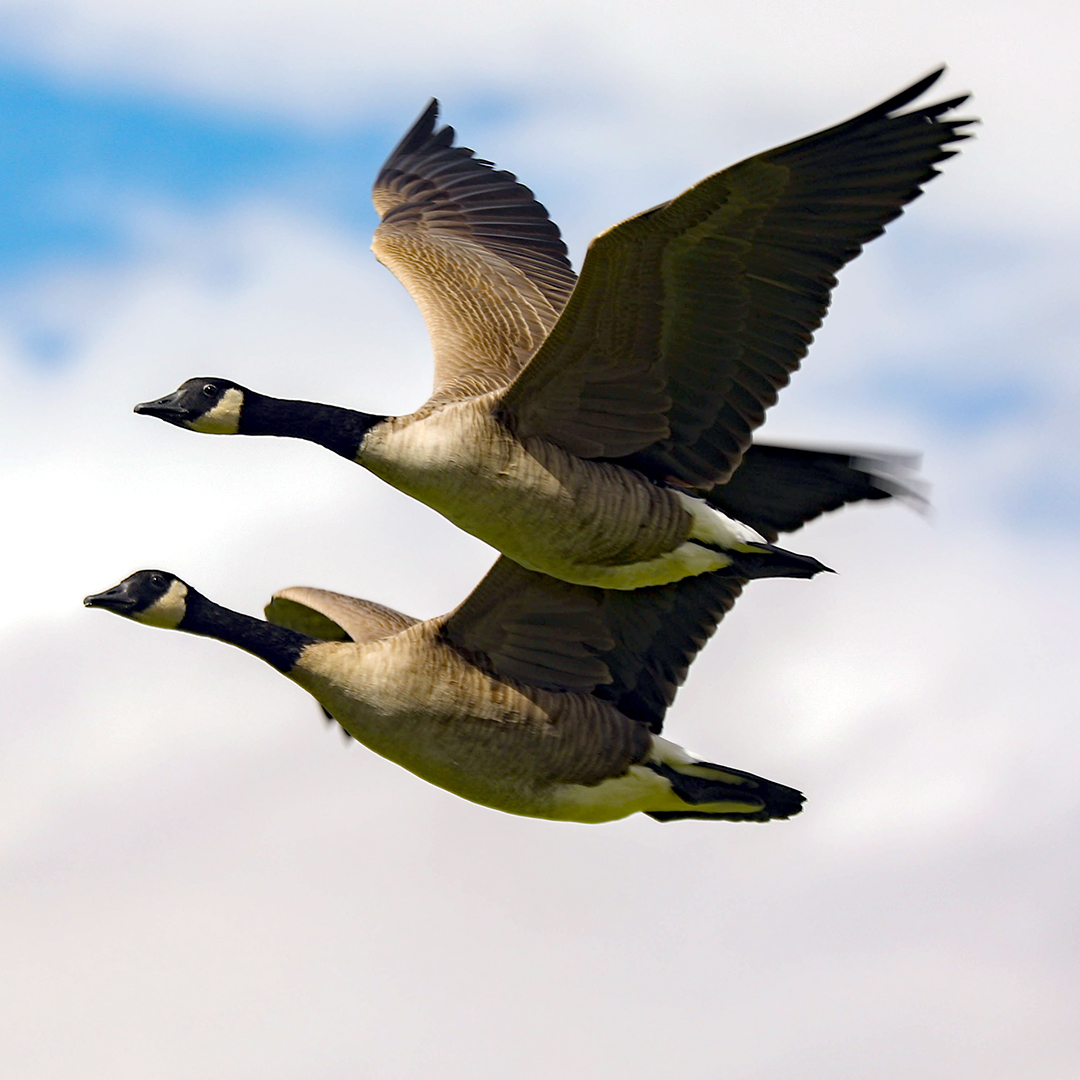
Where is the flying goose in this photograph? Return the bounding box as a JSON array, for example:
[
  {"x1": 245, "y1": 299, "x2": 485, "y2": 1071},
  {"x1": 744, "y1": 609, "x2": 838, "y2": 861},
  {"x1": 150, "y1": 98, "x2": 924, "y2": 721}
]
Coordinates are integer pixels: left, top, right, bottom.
[
  {"x1": 136, "y1": 70, "x2": 967, "y2": 589},
  {"x1": 85, "y1": 557, "x2": 804, "y2": 823}
]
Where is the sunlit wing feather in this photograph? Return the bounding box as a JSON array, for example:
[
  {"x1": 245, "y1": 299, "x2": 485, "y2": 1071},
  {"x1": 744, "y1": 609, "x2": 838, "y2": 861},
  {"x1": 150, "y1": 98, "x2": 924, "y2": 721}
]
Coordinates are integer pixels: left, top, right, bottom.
[
  {"x1": 497, "y1": 69, "x2": 974, "y2": 486},
  {"x1": 266, "y1": 587, "x2": 417, "y2": 644},
  {"x1": 372, "y1": 100, "x2": 577, "y2": 403}
]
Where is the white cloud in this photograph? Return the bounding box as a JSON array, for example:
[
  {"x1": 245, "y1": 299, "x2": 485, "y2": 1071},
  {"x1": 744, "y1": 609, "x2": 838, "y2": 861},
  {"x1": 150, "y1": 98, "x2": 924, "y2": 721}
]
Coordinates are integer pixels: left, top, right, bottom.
[{"x1": 1, "y1": 0, "x2": 1078, "y2": 235}]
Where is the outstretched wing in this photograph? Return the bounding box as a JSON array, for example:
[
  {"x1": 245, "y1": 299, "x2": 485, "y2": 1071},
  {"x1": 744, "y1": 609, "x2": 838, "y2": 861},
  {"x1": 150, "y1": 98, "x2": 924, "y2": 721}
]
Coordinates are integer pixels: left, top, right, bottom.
[
  {"x1": 440, "y1": 554, "x2": 738, "y2": 738},
  {"x1": 266, "y1": 586, "x2": 418, "y2": 644},
  {"x1": 372, "y1": 100, "x2": 577, "y2": 403},
  {"x1": 442, "y1": 556, "x2": 746, "y2": 735},
  {"x1": 273, "y1": 440, "x2": 916, "y2": 728},
  {"x1": 497, "y1": 70, "x2": 973, "y2": 485}
]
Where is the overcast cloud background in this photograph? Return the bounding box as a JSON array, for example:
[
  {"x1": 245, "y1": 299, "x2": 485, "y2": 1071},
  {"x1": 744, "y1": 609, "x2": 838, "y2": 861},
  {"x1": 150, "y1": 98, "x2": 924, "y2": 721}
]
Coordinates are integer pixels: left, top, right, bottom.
[{"x1": 1, "y1": 2, "x2": 1078, "y2": 1077}]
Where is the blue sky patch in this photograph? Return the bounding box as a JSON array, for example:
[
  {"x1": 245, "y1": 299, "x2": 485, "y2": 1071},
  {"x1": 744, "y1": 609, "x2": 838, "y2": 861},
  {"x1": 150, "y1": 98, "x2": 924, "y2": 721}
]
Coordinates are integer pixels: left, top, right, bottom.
[
  {"x1": 1003, "y1": 470, "x2": 1080, "y2": 533},
  {"x1": 869, "y1": 367, "x2": 1035, "y2": 433},
  {"x1": 0, "y1": 62, "x2": 545, "y2": 364},
  {"x1": 0, "y1": 60, "x2": 400, "y2": 280}
]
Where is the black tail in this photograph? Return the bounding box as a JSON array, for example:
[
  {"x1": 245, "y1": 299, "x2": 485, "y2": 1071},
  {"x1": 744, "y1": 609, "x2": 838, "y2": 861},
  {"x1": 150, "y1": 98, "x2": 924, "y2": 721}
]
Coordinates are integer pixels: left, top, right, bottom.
[
  {"x1": 646, "y1": 759, "x2": 805, "y2": 822},
  {"x1": 724, "y1": 543, "x2": 833, "y2": 580}
]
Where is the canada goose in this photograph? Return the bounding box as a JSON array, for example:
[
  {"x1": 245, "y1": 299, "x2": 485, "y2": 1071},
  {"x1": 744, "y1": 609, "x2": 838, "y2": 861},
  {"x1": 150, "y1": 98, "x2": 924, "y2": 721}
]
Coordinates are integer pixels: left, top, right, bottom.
[
  {"x1": 136, "y1": 71, "x2": 968, "y2": 589},
  {"x1": 85, "y1": 557, "x2": 804, "y2": 823}
]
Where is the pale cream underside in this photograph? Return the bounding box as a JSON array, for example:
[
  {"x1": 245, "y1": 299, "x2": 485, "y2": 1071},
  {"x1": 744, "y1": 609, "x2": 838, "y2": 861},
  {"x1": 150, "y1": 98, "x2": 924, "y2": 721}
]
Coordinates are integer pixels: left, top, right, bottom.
[
  {"x1": 549, "y1": 766, "x2": 762, "y2": 824},
  {"x1": 549, "y1": 736, "x2": 764, "y2": 823},
  {"x1": 360, "y1": 399, "x2": 770, "y2": 589},
  {"x1": 291, "y1": 637, "x2": 760, "y2": 822}
]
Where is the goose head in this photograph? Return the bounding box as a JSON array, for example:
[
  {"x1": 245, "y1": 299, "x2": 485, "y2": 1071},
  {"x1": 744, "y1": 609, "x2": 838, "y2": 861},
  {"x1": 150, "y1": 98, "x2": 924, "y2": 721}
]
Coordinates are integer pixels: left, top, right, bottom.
[
  {"x1": 135, "y1": 379, "x2": 247, "y2": 434},
  {"x1": 84, "y1": 570, "x2": 190, "y2": 628}
]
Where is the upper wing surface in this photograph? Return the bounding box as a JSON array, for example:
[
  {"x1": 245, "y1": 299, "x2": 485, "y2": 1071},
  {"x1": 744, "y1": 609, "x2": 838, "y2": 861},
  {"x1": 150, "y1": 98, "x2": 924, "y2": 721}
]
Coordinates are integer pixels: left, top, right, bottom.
[{"x1": 498, "y1": 70, "x2": 973, "y2": 486}]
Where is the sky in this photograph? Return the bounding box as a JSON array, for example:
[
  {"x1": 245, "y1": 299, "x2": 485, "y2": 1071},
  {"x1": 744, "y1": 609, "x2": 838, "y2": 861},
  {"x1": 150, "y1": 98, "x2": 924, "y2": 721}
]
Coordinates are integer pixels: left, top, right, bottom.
[{"x1": 1, "y1": 2, "x2": 1079, "y2": 1077}]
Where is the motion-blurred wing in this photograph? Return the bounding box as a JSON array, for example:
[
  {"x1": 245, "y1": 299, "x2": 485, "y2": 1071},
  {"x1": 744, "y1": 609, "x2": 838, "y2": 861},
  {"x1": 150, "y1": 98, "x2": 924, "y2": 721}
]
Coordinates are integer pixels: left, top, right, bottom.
[
  {"x1": 498, "y1": 70, "x2": 973, "y2": 486},
  {"x1": 372, "y1": 100, "x2": 577, "y2": 403},
  {"x1": 707, "y1": 443, "x2": 925, "y2": 542}
]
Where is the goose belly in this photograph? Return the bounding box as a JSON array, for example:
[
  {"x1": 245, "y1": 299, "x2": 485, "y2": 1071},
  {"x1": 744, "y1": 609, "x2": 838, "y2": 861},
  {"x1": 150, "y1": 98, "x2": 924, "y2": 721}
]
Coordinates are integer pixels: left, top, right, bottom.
[
  {"x1": 292, "y1": 641, "x2": 652, "y2": 818},
  {"x1": 546, "y1": 765, "x2": 680, "y2": 823},
  {"x1": 361, "y1": 406, "x2": 707, "y2": 588}
]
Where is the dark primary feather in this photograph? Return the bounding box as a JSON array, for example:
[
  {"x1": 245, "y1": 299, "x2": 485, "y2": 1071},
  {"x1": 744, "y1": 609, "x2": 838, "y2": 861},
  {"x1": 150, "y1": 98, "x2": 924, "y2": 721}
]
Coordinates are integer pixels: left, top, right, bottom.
[
  {"x1": 592, "y1": 571, "x2": 745, "y2": 733},
  {"x1": 441, "y1": 558, "x2": 614, "y2": 691},
  {"x1": 373, "y1": 100, "x2": 576, "y2": 309},
  {"x1": 707, "y1": 442, "x2": 925, "y2": 541},
  {"x1": 498, "y1": 69, "x2": 974, "y2": 487}
]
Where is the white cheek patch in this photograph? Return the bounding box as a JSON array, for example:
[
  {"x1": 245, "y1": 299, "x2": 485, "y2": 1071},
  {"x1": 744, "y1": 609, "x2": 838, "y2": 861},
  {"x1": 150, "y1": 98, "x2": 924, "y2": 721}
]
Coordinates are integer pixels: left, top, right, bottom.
[
  {"x1": 135, "y1": 579, "x2": 189, "y2": 629},
  {"x1": 187, "y1": 387, "x2": 244, "y2": 434}
]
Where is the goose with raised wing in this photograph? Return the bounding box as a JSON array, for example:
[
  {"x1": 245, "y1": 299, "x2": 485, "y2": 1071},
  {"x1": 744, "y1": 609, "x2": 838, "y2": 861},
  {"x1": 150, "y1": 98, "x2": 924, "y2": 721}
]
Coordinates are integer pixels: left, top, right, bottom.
[
  {"x1": 85, "y1": 557, "x2": 802, "y2": 823},
  {"x1": 136, "y1": 71, "x2": 967, "y2": 589}
]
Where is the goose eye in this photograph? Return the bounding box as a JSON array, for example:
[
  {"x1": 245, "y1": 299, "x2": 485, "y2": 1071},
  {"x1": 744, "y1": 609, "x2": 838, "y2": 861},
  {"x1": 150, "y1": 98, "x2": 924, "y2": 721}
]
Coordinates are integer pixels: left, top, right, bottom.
[
  {"x1": 150, "y1": 574, "x2": 165, "y2": 589},
  {"x1": 202, "y1": 383, "x2": 218, "y2": 397}
]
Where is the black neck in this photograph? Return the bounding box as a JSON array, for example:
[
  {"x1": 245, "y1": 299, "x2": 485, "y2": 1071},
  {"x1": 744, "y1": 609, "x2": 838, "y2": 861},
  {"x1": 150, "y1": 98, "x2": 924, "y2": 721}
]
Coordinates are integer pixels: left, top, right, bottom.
[
  {"x1": 178, "y1": 590, "x2": 316, "y2": 673},
  {"x1": 239, "y1": 393, "x2": 387, "y2": 460}
]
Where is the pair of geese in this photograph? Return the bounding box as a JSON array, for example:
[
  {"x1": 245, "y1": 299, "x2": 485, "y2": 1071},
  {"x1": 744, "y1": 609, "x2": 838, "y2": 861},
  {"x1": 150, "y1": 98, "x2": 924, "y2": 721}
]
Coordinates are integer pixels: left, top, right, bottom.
[{"x1": 87, "y1": 70, "x2": 972, "y2": 824}]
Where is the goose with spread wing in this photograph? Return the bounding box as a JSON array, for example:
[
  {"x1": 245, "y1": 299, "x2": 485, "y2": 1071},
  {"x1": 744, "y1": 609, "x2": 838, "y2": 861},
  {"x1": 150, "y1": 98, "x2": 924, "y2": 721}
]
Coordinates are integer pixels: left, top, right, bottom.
[
  {"x1": 136, "y1": 71, "x2": 967, "y2": 589},
  {"x1": 85, "y1": 557, "x2": 802, "y2": 823}
]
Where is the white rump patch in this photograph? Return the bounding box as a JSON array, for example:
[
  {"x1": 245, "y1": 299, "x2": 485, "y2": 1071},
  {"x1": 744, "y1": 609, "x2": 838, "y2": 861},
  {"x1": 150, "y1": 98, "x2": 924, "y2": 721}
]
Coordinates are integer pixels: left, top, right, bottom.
[
  {"x1": 550, "y1": 734, "x2": 744, "y2": 822},
  {"x1": 648, "y1": 734, "x2": 700, "y2": 766},
  {"x1": 675, "y1": 491, "x2": 767, "y2": 549}
]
